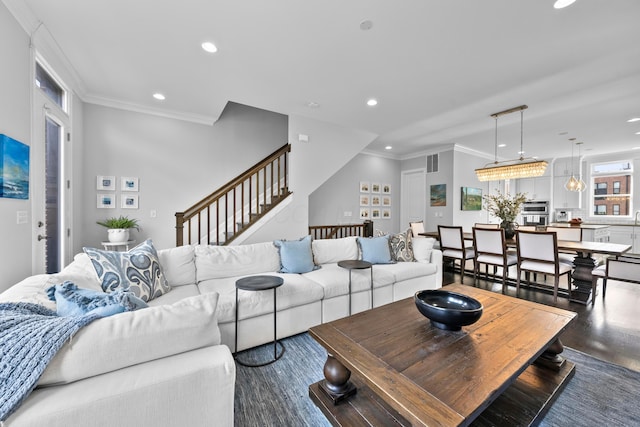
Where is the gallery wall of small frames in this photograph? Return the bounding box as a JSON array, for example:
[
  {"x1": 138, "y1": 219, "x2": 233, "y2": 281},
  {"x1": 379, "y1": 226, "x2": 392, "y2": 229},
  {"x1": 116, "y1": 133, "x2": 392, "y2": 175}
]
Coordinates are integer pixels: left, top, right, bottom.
[
  {"x1": 359, "y1": 181, "x2": 391, "y2": 220},
  {"x1": 96, "y1": 176, "x2": 139, "y2": 209}
]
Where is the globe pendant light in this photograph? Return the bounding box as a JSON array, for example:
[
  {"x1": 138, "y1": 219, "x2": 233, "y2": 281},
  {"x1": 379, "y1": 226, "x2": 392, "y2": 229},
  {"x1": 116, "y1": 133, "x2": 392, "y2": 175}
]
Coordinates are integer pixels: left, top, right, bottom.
[
  {"x1": 576, "y1": 142, "x2": 586, "y2": 192},
  {"x1": 565, "y1": 138, "x2": 580, "y2": 191}
]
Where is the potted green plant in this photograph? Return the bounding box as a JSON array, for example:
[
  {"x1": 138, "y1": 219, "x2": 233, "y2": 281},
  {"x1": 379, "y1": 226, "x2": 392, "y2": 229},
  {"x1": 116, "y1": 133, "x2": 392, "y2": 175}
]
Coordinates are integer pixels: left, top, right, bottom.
[
  {"x1": 482, "y1": 190, "x2": 528, "y2": 239},
  {"x1": 97, "y1": 215, "x2": 140, "y2": 243}
]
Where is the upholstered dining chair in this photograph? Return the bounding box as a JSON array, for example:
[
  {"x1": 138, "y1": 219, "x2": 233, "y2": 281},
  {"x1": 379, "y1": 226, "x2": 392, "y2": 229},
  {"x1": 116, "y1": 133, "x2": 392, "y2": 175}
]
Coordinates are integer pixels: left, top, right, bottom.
[
  {"x1": 546, "y1": 226, "x2": 583, "y2": 265},
  {"x1": 474, "y1": 223, "x2": 500, "y2": 229},
  {"x1": 438, "y1": 225, "x2": 474, "y2": 283},
  {"x1": 409, "y1": 221, "x2": 425, "y2": 237},
  {"x1": 472, "y1": 227, "x2": 517, "y2": 292},
  {"x1": 515, "y1": 230, "x2": 573, "y2": 304},
  {"x1": 591, "y1": 256, "x2": 640, "y2": 305}
]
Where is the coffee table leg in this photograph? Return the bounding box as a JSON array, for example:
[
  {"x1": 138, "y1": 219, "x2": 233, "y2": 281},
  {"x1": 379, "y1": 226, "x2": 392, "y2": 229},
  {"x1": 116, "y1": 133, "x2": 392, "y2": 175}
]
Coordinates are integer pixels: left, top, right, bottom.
[
  {"x1": 535, "y1": 338, "x2": 566, "y2": 371},
  {"x1": 319, "y1": 354, "x2": 357, "y2": 404}
]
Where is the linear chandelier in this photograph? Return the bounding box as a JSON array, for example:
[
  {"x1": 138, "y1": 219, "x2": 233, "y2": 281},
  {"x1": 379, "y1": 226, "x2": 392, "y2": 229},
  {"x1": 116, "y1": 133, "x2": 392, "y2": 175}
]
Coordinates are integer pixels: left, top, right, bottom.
[{"x1": 475, "y1": 105, "x2": 548, "y2": 182}]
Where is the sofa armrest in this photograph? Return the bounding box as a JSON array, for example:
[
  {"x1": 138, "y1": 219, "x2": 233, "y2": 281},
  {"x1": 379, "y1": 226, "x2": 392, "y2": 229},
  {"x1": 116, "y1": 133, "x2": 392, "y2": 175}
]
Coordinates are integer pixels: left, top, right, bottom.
[{"x1": 429, "y1": 249, "x2": 443, "y2": 288}]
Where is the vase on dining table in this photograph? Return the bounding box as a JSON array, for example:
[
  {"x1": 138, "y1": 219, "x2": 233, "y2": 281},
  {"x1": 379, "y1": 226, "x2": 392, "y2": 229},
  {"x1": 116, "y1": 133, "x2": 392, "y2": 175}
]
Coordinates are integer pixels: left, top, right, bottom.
[{"x1": 500, "y1": 221, "x2": 517, "y2": 240}]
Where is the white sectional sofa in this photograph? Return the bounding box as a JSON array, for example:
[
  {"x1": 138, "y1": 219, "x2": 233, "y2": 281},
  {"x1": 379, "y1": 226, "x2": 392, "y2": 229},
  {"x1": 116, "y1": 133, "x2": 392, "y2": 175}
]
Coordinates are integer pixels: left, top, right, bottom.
[{"x1": 0, "y1": 234, "x2": 441, "y2": 427}]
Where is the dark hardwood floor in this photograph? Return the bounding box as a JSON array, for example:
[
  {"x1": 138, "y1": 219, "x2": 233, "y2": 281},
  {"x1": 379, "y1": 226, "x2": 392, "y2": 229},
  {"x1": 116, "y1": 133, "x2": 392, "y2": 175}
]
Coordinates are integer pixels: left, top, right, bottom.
[{"x1": 444, "y1": 266, "x2": 640, "y2": 372}]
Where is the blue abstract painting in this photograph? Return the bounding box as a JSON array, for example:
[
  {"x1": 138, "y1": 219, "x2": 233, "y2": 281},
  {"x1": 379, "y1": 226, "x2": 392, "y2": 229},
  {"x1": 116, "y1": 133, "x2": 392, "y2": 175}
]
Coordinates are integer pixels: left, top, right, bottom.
[{"x1": 0, "y1": 134, "x2": 30, "y2": 199}]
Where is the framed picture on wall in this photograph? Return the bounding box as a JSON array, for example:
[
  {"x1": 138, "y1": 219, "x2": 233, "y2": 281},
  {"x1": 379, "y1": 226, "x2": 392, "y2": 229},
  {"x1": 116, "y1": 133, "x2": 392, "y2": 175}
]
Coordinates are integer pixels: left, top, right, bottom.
[
  {"x1": 359, "y1": 208, "x2": 370, "y2": 219},
  {"x1": 121, "y1": 176, "x2": 139, "y2": 192},
  {"x1": 97, "y1": 193, "x2": 115, "y2": 209},
  {"x1": 461, "y1": 187, "x2": 483, "y2": 211},
  {"x1": 121, "y1": 194, "x2": 139, "y2": 209},
  {"x1": 371, "y1": 208, "x2": 381, "y2": 219},
  {"x1": 430, "y1": 184, "x2": 446, "y2": 206},
  {"x1": 382, "y1": 209, "x2": 391, "y2": 219},
  {"x1": 371, "y1": 195, "x2": 381, "y2": 206},
  {"x1": 382, "y1": 183, "x2": 391, "y2": 194},
  {"x1": 382, "y1": 196, "x2": 391, "y2": 206},
  {"x1": 360, "y1": 181, "x2": 370, "y2": 193},
  {"x1": 97, "y1": 176, "x2": 116, "y2": 191},
  {"x1": 371, "y1": 182, "x2": 381, "y2": 193},
  {"x1": 360, "y1": 195, "x2": 370, "y2": 206}
]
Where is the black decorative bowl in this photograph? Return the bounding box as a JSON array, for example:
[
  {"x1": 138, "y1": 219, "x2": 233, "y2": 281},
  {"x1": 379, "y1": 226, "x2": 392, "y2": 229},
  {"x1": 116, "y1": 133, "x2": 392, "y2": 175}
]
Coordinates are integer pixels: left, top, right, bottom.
[{"x1": 414, "y1": 290, "x2": 483, "y2": 331}]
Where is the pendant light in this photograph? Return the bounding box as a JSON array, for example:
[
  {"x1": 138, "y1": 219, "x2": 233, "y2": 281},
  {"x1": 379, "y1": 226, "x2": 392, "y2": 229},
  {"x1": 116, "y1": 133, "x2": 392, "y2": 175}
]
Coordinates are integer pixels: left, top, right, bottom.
[
  {"x1": 576, "y1": 142, "x2": 586, "y2": 192},
  {"x1": 565, "y1": 138, "x2": 580, "y2": 191},
  {"x1": 475, "y1": 105, "x2": 548, "y2": 181}
]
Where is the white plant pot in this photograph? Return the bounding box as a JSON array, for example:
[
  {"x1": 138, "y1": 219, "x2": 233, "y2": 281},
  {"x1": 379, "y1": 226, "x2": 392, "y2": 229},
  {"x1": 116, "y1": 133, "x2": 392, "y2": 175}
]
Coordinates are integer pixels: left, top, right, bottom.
[{"x1": 107, "y1": 228, "x2": 130, "y2": 243}]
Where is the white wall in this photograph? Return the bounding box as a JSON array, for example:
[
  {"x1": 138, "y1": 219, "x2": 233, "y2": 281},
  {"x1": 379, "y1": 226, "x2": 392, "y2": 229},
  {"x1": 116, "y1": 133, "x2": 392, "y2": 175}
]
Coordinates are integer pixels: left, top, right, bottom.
[
  {"x1": 308, "y1": 153, "x2": 401, "y2": 234},
  {"x1": 0, "y1": 3, "x2": 32, "y2": 291},
  {"x1": 80, "y1": 102, "x2": 288, "y2": 251}
]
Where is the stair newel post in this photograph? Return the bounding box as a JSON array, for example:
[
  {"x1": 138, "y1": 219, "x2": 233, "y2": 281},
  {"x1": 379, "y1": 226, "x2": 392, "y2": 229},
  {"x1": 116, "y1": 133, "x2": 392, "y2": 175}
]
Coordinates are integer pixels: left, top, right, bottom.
[
  {"x1": 175, "y1": 212, "x2": 185, "y2": 246},
  {"x1": 364, "y1": 220, "x2": 373, "y2": 237}
]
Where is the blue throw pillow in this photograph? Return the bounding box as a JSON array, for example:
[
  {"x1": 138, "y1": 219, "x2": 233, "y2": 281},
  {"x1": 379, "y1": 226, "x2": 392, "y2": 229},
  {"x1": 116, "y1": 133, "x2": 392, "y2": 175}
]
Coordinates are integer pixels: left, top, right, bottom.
[
  {"x1": 83, "y1": 239, "x2": 171, "y2": 302},
  {"x1": 357, "y1": 235, "x2": 394, "y2": 264},
  {"x1": 273, "y1": 235, "x2": 318, "y2": 274}
]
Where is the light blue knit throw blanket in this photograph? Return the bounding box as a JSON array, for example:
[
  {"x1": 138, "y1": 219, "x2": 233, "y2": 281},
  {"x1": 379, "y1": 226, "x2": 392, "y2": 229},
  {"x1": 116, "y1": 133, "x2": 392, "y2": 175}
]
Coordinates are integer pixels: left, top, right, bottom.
[{"x1": 0, "y1": 302, "x2": 100, "y2": 422}]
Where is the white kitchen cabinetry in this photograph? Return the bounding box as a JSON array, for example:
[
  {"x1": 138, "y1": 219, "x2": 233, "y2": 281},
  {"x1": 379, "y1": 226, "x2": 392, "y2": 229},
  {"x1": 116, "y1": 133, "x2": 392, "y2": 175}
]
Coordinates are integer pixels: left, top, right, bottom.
[
  {"x1": 517, "y1": 176, "x2": 551, "y2": 201},
  {"x1": 608, "y1": 226, "x2": 639, "y2": 254},
  {"x1": 581, "y1": 226, "x2": 610, "y2": 243}
]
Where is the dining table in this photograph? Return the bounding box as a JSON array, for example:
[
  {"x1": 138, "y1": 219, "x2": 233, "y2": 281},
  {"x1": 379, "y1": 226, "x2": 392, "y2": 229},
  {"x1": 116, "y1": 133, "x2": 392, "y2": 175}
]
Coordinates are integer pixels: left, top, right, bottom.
[{"x1": 420, "y1": 230, "x2": 632, "y2": 305}]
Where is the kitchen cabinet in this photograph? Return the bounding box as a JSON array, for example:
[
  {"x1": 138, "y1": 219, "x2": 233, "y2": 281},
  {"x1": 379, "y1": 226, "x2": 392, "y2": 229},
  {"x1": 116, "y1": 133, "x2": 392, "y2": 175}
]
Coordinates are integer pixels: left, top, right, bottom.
[
  {"x1": 517, "y1": 176, "x2": 550, "y2": 201},
  {"x1": 608, "y1": 225, "x2": 639, "y2": 254}
]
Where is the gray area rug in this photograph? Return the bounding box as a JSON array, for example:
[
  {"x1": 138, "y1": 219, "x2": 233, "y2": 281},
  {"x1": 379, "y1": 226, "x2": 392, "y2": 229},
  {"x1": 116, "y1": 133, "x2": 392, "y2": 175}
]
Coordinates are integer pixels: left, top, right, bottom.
[{"x1": 234, "y1": 333, "x2": 640, "y2": 427}]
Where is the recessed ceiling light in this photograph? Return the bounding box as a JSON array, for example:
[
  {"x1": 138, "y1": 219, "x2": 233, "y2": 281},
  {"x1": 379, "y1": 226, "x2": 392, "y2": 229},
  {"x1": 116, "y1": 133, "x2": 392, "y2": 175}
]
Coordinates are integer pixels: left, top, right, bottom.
[
  {"x1": 628, "y1": 117, "x2": 640, "y2": 123},
  {"x1": 636, "y1": 131, "x2": 640, "y2": 135},
  {"x1": 554, "y1": 0, "x2": 577, "y2": 9},
  {"x1": 201, "y1": 41, "x2": 217, "y2": 53},
  {"x1": 558, "y1": 131, "x2": 569, "y2": 136},
  {"x1": 385, "y1": 146, "x2": 392, "y2": 150},
  {"x1": 153, "y1": 93, "x2": 165, "y2": 101},
  {"x1": 633, "y1": 147, "x2": 640, "y2": 150},
  {"x1": 367, "y1": 98, "x2": 378, "y2": 107},
  {"x1": 306, "y1": 101, "x2": 320, "y2": 108},
  {"x1": 498, "y1": 144, "x2": 506, "y2": 148},
  {"x1": 518, "y1": 151, "x2": 525, "y2": 155},
  {"x1": 360, "y1": 20, "x2": 373, "y2": 31}
]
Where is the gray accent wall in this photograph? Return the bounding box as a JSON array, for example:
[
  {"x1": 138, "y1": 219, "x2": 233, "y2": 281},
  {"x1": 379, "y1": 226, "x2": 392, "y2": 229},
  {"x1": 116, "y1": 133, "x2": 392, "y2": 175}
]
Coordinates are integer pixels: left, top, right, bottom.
[
  {"x1": 0, "y1": 2, "x2": 32, "y2": 290},
  {"x1": 309, "y1": 153, "x2": 401, "y2": 234},
  {"x1": 80, "y1": 102, "x2": 288, "y2": 251}
]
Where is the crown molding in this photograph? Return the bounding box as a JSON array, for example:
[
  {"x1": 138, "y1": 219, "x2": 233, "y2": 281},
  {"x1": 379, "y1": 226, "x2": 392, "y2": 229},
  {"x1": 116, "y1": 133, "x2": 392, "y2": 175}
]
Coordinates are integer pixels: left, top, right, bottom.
[{"x1": 84, "y1": 94, "x2": 218, "y2": 126}]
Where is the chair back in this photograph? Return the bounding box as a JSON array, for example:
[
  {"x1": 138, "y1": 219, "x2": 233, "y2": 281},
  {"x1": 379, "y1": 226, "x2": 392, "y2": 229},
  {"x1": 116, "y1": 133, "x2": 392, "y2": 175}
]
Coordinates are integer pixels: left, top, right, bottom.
[
  {"x1": 409, "y1": 221, "x2": 425, "y2": 237},
  {"x1": 438, "y1": 225, "x2": 464, "y2": 250},
  {"x1": 516, "y1": 230, "x2": 558, "y2": 263},
  {"x1": 474, "y1": 223, "x2": 500, "y2": 229},
  {"x1": 473, "y1": 227, "x2": 506, "y2": 257},
  {"x1": 546, "y1": 226, "x2": 582, "y2": 242},
  {"x1": 606, "y1": 257, "x2": 640, "y2": 283},
  {"x1": 516, "y1": 225, "x2": 537, "y2": 232}
]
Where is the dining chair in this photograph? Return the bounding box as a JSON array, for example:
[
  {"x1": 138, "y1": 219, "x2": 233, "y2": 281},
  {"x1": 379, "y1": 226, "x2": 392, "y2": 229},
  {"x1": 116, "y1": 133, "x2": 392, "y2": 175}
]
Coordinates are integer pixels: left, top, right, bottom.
[
  {"x1": 409, "y1": 221, "x2": 425, "y2": 237},
  {"x1": 472, "y1": 227, "x2": 517, "y2": 292},
  {"x1": 438, "y1": 225, "x2": 474, "y2": 283},
  {"x1": 515, "y1": 230, "x2": 573, "y2": 304},
  {"x1": 546, "y1": 226, "x2": 583, "y2": 265},
  {"x1": 474, "y1": 223, "x2": 500, "y2": 229},
  {"x1": 591, "y1": 256, "x2": 640, "y2": 305}
]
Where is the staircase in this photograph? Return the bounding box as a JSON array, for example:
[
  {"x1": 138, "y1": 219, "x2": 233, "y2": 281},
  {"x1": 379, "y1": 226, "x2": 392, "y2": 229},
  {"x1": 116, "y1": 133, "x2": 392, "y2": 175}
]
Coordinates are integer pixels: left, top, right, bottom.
[{"x1": 175, "y1": 144, "x2": 292, "y2": 246}]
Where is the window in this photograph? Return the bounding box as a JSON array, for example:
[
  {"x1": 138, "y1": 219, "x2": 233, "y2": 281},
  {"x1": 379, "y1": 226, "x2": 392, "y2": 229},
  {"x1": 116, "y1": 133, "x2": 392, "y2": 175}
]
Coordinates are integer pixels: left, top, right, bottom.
[
  {"x1": 427, "y1": 154, "x2": 439, "y2": 173},
  {"x1": 35, "y1": 62, "x2": 65, "y2": 110},
  {"x1": 591, "y1": 161, "x2": 633, "y2": 218},
  {"x1": 613, "y1": 181, "x2": 621, "y2": 194},
  {"x1": 595, "y1": 205, "x2": 607, "y2": 215}
]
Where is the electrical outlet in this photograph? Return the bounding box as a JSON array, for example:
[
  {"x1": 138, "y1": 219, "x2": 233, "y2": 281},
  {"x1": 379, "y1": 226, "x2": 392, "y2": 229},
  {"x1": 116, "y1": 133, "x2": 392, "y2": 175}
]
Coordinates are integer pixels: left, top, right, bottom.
[
  {"x1": 150, "y1": 210, "x2": 157, "y2": 218},
  {"x1": 344, "y1": 211, "x2": 352, "y2": 217},
  {"x1": 16, "y1": 211, "x2": 28, "y2": 224}
]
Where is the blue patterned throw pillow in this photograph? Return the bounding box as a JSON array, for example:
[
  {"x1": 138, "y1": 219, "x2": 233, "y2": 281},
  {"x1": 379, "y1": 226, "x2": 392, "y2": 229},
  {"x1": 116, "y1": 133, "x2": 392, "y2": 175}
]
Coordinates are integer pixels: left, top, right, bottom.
[{"x1": 83, "y1": 239, "x2": 171, "y2": 302}]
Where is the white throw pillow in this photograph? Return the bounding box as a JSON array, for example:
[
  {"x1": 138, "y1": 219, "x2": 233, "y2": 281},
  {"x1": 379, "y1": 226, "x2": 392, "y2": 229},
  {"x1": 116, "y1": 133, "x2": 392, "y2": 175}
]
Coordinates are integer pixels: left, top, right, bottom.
[
  {"x1": 194, "y1": 242, "x2": 280, "y2": 281},
  {"x1": 157, "y1": 245, "x2": 196, "y2": 286},
  {"x1": 412, "y1": 237, "x2": 436, "y2": 262},
  {"x1": 38, "y1": 292, "x2": 221, "y2": 386},
  {"x1": 311, "y1": 237, "x2": 358, "y2": 265}
]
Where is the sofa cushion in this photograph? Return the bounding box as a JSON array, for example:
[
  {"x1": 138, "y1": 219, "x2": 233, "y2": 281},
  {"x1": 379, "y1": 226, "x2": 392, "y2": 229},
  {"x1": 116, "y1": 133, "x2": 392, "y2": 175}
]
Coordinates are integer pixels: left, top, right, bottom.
[
  {"x1": 373, "y1": 261, "x2": 438, "y2": 283},
  {"x1": 412, "y1": 237, "x2": 436, "y2": 262},
  {"x1": 195, "y1": 243, "x2": 280, "y2": 281},
  {"x1": 38, "y1": 292, "x2": 221, "y2": 386},
  {"x1": 311, "y1": 237, "x2": 358, "y2": 265},
  {"x1": 357, "y1": 236, "x2": 394, "y2": 264},
  {"x1": 157, "y1": 245, "x2": 196, "y2": 286},
  {"x1": 198, "y1": 273, "x2": 324, "y2": 323},
  {"x1": 273, "y1": 235, "x2": 317, "y2": 274},
  {"x1": 83, "y1": 239, "x2": 171, "y2": 302},
  {"x1": 389, "y1": 229, "x2": 415, "y2": 262}
]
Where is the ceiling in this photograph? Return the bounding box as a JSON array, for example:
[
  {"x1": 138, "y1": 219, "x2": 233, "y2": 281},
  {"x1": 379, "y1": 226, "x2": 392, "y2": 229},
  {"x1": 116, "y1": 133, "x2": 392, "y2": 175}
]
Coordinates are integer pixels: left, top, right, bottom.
[{"x1": 6, "y1": 0, "x2": 640, "y2": 160}]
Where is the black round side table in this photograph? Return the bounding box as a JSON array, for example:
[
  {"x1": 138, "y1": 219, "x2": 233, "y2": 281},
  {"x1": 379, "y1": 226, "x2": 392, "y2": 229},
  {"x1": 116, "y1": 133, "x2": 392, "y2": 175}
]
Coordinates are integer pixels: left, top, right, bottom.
[
  {"x1": 337, "y1": 260, "x2": 373, "y2": 315},
  {"x1": 234, "y1": 275, "x2": 285, "y2": 367}
]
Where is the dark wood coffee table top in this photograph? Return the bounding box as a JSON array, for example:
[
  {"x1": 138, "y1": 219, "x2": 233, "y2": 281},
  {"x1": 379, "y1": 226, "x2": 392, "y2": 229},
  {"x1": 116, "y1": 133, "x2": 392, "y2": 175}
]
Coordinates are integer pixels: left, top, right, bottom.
[{"x1": 309, "y1": 284, "x2": 577, "y2": 426}]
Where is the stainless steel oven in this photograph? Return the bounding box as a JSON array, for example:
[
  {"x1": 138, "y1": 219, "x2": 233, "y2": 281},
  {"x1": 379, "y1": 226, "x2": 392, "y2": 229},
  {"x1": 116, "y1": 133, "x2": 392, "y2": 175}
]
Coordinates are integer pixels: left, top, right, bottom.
[{"x1": 521, "y1": 201, "x2": 549, "y2": 226}]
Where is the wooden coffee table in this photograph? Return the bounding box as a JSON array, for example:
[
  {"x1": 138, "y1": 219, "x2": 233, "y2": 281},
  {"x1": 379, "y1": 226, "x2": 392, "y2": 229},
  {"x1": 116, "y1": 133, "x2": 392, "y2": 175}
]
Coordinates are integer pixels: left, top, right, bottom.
[{"x1": 309, "y1": 284, "x2": 577, "y2": 426}]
